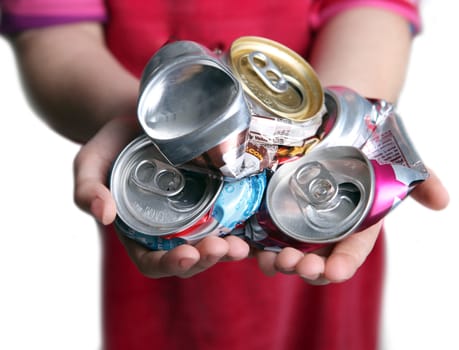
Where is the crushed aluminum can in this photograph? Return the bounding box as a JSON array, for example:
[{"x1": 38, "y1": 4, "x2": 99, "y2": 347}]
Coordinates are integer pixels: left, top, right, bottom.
[
  {"x1": 246, "y1": 143, "x2": 428, "y2": 252},
  {"x1": 224, "y1": 36, "x2": 327, "y2": 175},
  {"x1": 313, "y1": 85, "x2": 429, "y2": 226},
  {"x1": 248, "y1": 146, "x2": 374, "y2": 252},
  {"x1": 110, "y1": 134, "x2": 224, "y2": 250},
  {"x1": 360, "y1": 108, "x2": 429, "y2": 226},
  {"x1": 228, "y1": 36, "x2": 325, "y2": 123},
  {"x1": 137, "y1": 40, "x2": 251, "y2": 179},
  {"x1": 314, "y1": 86, "x2": 393, "y2": 151}
]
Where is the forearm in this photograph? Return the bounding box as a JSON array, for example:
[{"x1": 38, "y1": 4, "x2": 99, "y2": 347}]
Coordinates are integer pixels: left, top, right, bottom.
[
  {"x1": 309, "y1": 7, "x2": 413, "y2": 103},
  {"x1": 11, "y1": 22, "x2": 139, "y2": 144}
]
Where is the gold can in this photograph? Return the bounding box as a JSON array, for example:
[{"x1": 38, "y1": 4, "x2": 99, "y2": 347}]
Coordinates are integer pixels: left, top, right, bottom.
[{"x1": 228, "y1": 36, "x2": 325, "y2": 122}]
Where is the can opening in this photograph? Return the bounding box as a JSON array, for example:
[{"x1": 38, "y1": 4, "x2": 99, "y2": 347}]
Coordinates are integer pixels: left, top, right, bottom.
[
  {"x1": 156, "y1": 170, "x2": 184, "y2": 193},
  {"x1": 290, "y1": 161, "x2": 338, "y2": 208},
  {"x1": 289, "y1": 161, "x2": 363, "y2": 232},
  {"x1": 131, "y1": 160, "x2": 185, "y2": 197},
  {"x1": 167, "y1": 172, "x2": 209, "y2": 212}
]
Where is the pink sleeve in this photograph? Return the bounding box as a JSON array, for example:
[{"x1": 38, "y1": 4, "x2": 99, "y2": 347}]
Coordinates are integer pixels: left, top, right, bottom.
[
  {"x1": 311, "y1": 0, "x2": 421, "y2": 34},
  {"x1": 0, "y1": 0, "x2": 107, "y2": 34}
]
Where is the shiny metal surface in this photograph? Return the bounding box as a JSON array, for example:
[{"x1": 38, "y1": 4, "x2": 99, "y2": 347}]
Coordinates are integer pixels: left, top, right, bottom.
[
  {"x1": 314, "y1": 86, "x2": 391, "y2": 150},
  {"x1": 114, "y1": 216, "x2": 221, "y2": 250},
  {"x1": 229, "y1": 36, "x2": 325, "y2": 121},
  {"x1": 263, "y1": 146, "x2": 375, "y2": 243},
  {"x1": 110, "y1": 135, "x2": 223, "y2": 236},
  {"x1": 137, "y1": 40, "x2": 251, "y2": 170}
]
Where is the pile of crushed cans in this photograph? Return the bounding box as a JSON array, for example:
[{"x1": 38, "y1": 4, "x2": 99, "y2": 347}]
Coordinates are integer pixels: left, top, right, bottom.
[{"x1": 110, "y1": 36, "x2": 428, "y2": 252}]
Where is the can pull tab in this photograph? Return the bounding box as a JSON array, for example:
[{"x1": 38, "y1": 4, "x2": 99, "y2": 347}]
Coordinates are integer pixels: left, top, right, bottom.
[
  {"x1": 289, "y1": 161, "x2": 339, "y2": 210},
  {"x1": 289, "y1": 161, "x2": 363, "y2": 232},
  {"x1": 247, "y1": 51, "x2": 288, "y2": 94},
  {"x1": 131, "y1": 160, "x2": 185, "y2": 197}
]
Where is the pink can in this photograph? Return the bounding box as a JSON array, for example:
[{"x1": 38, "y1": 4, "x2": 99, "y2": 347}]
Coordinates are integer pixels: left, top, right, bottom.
[{"x1": 246, "y1": 143, "x2": 428, "y2": 252}]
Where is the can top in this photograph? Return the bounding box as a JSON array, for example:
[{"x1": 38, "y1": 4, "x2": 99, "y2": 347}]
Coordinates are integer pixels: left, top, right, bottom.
[
  {"x1": 229, "y1": 36, "x2": 324, "y2": 121},
  {"x1": 110, "y1": 135, "x2": 223, "y2": 236},
  {"x1": 265, "y1": 146, "x2": 374, "y2": 243}
]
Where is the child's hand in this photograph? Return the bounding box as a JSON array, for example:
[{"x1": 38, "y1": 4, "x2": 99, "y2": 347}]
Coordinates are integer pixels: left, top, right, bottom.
[
  {"x1": 117, "y1": 233, "x2": 249, "y2": 278},
  {"x1": 73, "y1": 116, "x2": 250, "y2": 278},
  {"x1": 253, "y1": 220, "x2": 383, "y2": 285},
  {"x1": 254, "y1": 169, "x2": 449, "y2": 284},
  {"x1": 73, "y1": 116, "x2": 139, "y2": 226}
]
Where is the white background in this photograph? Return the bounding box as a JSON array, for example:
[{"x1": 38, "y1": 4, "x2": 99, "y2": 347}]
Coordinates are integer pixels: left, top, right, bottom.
[{"x1": 0, "y1": 1, "x2": 457, "y2": 349}]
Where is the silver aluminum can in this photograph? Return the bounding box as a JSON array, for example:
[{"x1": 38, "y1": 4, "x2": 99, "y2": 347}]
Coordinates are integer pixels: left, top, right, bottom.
[
  {"x1": 250, "y1": 146, "x2": 374, "y2": 250},
  {"x1": 314, "y1": 86, "x2": 393, "y2": 150},
  {"x1": 110, "y1": 134, "x2": 224, "y2": 242},
  {"x1": 137, "y1": 40, "x2": 251, "y2": 179}
]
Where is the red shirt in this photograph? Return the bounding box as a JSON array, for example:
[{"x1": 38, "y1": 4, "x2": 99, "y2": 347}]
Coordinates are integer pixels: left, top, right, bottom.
[{"x1": 101, "y1": 1, "x2": 387, "y2": 349}]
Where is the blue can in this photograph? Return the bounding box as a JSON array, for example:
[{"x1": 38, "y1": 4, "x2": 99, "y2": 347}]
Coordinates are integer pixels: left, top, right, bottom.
[
  {"x1": 114, "y1": 217, "x2": 188, "y2": 250},
  {"x1": 211, "y1": 170, "x2": 267, "y2": 234}
]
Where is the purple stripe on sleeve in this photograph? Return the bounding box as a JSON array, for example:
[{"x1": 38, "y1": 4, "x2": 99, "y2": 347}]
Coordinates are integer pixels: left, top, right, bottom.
[{"x1": 0, "y1": 13, "x2": 107, "y2": 35}]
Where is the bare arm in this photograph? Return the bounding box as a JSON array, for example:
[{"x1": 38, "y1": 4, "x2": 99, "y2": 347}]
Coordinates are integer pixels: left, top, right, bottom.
[
  {"x1": 309, "y1": 6, "x2": 412, "y2": 102},
  {"x1": 11, "y1": 22, "x2": 139, "y2": 143}
]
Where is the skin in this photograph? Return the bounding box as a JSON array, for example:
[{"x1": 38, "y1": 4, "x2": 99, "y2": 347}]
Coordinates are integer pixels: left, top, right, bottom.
[{"x1": 10, "y1": 7, "x2": 449, "y2": 282}]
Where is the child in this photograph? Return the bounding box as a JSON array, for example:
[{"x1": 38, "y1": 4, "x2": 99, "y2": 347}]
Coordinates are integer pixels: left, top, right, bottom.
[{"x1": 1, "y1": 1, "x2": 449, "y2": 349}]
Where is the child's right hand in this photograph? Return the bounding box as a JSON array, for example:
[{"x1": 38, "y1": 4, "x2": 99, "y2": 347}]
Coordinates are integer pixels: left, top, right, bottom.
[{"x1": 73, "y1": 116, "x2": 250, "y2": 278}]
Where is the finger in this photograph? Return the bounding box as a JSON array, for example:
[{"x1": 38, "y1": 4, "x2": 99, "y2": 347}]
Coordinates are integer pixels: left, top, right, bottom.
[
  {"x1": 295, "y1": 253, "x2": 326, "y2": 281},
  {"x1": 222, "y1": 235, "x2": 251, "y2": 261},
  {"x1": 410, "y1": 168, "x2": 449, "y2": 210},
  {"x1": 275, "y1": 247, "x2": 304, "y2": 274},
  {"x1": 175, "y1": 236, "x2": 251, "y2": 278},
  {"x1": 118, "y1": 233, "x2": 201, "y2": 278},
  {"x1": 254, "y1": 250, "x2": 278, "y2": 276},
  {"x1": 73, "y1": 117, "x2": 140, "y2": 224},
  {"x1": 179, "y1": 236, "x2": 230, "y2": 277},
  {"x1": 154, "y1": 244, "x2": 203, "y2": 277},
  {"x1": 81, "y1": 180, "x2": 116, "y2": 225},
  {"x1": 323, "y1": 221, "x2": 382, "y2": 283}
]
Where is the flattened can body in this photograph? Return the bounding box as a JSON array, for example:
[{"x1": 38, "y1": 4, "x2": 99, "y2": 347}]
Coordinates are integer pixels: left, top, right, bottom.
[
  {"x1": 110, "y1": 134, "x2": 223, "y2": 250},
  {"x1": 137, "y1": 40, "x2": 251, "y2": 178},
  {"x1": 314, "y1": 86, "x2": 393, "y2": 150}
]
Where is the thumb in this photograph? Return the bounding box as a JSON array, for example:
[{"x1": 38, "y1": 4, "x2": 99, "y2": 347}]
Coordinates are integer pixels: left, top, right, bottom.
[
  {"x1": 410, "y1": 167, "x2": 449, "y2": 211},
  {"x1": 73, "y1": 116, "x2": 140, "y2": 224}
]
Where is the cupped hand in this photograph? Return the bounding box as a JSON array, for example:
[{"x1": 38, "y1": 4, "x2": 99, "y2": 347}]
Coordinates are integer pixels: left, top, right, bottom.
[
  {"x1": 254, "y1": 168, "x2": 449, "y2": 285},
  {"x1": 118, "y1": 233, "x2": 249, "y2": 278},
  {"x1": 73, "y1": 116, "x2": 250, "y2": 278}
]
